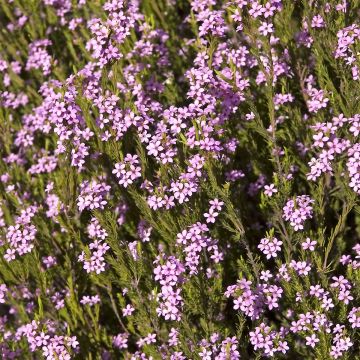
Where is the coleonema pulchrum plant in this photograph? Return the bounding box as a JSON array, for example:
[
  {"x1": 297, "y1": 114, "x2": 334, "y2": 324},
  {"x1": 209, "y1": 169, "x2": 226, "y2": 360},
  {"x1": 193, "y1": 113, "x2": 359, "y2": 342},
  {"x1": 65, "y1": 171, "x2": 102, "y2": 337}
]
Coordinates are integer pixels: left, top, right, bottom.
[{"x1": 0, "y1": 0, "x2": 359, "y2": 359}]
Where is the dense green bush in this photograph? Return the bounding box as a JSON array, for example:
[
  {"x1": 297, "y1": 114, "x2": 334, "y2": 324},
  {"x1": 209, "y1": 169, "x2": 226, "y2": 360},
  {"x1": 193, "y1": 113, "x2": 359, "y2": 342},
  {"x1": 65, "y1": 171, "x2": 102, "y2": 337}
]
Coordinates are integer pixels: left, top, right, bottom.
[{"x1": 0, "y1": 0, "x2": 359, "y2": 358}]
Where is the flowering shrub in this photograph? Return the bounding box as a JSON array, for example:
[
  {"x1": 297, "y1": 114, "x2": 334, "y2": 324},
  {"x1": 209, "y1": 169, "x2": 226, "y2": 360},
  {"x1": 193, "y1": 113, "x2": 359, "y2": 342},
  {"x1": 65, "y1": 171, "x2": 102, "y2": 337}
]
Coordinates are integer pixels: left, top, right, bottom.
[{"x1": 0, "y1": 0, "x2": 359, "y2": 359}]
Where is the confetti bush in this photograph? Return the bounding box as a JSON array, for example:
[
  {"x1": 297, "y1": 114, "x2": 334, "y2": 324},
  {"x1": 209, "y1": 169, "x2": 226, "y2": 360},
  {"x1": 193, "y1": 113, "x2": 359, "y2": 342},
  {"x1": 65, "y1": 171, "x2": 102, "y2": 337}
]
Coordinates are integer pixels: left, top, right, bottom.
[{"x1": 0, "y1": 0, "x2": 359, "y2": 359}]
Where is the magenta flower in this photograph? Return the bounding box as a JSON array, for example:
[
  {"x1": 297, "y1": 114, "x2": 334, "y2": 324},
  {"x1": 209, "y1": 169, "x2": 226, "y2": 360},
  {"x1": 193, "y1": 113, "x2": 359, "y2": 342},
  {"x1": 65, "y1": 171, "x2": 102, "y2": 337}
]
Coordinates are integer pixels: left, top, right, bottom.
[
  {"x1": 122, "y1": 304, "x2": 135, "y2": 316},
  {"x1": 305, "y1": 334, "x2": 319, "y2": 348},
  {"x1": 264, "y1": 184, "x2": 278, "y2": 197}
]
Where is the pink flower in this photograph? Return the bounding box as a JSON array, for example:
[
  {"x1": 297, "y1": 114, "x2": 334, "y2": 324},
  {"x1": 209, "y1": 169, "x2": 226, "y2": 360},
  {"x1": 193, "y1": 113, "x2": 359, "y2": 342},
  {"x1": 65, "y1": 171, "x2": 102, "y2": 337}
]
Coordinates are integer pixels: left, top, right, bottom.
[
  {"x1": 122, "y1": 304, "x2": 135, "y2": 316},
  {"x1": 264, "y1": 184, "x2": 278, "y2": 197},
  {"x1": 258, "y1": 22, "x2": 274, "y2": 36},
  {"x1": 305, "y1": 334, "x2": 319, "y2": 348},
  {"x1": 301, "y1": 238, "x2": 317, "y2": 251}
]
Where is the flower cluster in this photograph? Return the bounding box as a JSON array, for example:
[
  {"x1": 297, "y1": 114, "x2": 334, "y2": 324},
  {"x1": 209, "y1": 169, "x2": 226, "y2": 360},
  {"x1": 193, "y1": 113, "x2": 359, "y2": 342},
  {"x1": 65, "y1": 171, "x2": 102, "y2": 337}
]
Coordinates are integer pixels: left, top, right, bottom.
[
  {"x1": 80, "y1": 295, "x2": 101, "y2": 306},
  {"x1": 176, "y1": 221, "x2": 223, "y2": 274},
  {"x1": 77, "y1": 180, "x2": 111, "y2": 212},
  {"x1": 226, "y1": 277, "x2": 283, "y2": 320},
  {"x1": 282, "y1": 195, "x2": 314, "y2": 231},
  {"x1": 258, "y1": 235, "x2": 282, "y2": 259},
  {"x1": 16, "y1": 320, "x2": 79, "y2": 360},
  {"x1": 307, "y1": 114, "x2": 360, "y2": 194},
  {"x1": 154, "y1": 255, "x2": 185, "y2": 321},
  {"x1": 78, "y1": 218, "x2": 110, "y2": 274},
  {"x1": 2, "y1": 206, "x2": 38, "y2": 262},
  {"x1": 335, "y1": 24, "x2": 360, "y2": 80},
  {"x1": 26, "y1": 40, "x2": 52, "y2": 76},
  {"x1": 112, "y1": 154, "x2": 142, "y2": 188}
]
